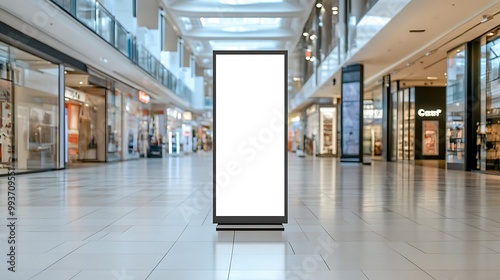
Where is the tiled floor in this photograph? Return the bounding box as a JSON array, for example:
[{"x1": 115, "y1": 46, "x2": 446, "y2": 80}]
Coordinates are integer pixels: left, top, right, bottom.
[{"x1": 1, "y1": 153, "x2": 500, "y2": 279}]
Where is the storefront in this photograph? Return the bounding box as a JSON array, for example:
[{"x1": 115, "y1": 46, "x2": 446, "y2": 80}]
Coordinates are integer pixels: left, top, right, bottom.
[
  {"x1": 305, "y1": 104, "x2": 319, "y2": 155},
  {"x1": 289, "y1": 114, "x2": 303, "y2": 152},
  {"x1": 390, "y1": 87, "x2": 446, "y2": 162},
  {"x1": 107, "y1": 88, "x2": 122, "y2": 161},
  {"x1": 319, "y1": 107, "x2": 336, "y2": 156},
  {"x1": 166, "y1": 107, "x2": 183, "y2": 155},
  {"x1": 0, "y1": 40, "x2": 63, "y2": 174},
  {"x1": 303, "y1": 104, "x2": 338, "y2": 156},
  {"x1": 119, "y1": 84, "x2": 146, "y2": 160},
  {"x1": 363, "y1": 100, "x2": 382, "y2": 159},
  {"x1": 65, "y1": 87, "x2": 104, "y2": 163}
]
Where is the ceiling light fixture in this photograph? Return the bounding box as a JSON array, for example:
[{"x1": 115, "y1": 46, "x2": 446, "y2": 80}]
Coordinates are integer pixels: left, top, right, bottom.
[
  {"x1": 425, "y1": 49, "x2": 437, "y2": 56},
  {"x1": 310, "y1": 34, "x2": 317, "y2": 40},
  {"x1": 333, "y1": 11, "x2": 338, "y2": 15},
  {"x1": 316, "y1": 3, "x2": 322, "y2": 8},
  {"x1": 427, "y1": 76, "x2": 438, "y2": 80},
  {"x1": 79, "y1": 81, "x2": 83, "y2": 85},
  {"x1": 481, "y1": 15, "x2": 493, "y2": 24},
  {"x1": 332, "y1": 6, "x2": 338, "y2": 11},
  {"x1": 303, "y1": 32, "x2": 309, "y2": 37},
  {"x1": 64, "y1": 71, "x2": 67, "y2": 74},
  {"x1": 487, "y1": 32, "x2": 495, "y2": 36}
]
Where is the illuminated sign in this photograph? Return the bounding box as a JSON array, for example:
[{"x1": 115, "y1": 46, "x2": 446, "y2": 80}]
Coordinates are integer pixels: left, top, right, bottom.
[
  {"x1": 138, "y1": 91, "x2": 150, "y2": 104},
  {"x1": 65, "y1": 87, "x2": 86, "y2": 103},
  {"x1": 418, "y1": 109, "x2": 442, "y2": 117}
]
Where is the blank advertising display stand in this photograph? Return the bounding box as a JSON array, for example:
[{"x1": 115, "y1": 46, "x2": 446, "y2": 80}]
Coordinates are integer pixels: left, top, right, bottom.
[{"x1": 213, "y1": 50, "x2": 288, "y2": 231}]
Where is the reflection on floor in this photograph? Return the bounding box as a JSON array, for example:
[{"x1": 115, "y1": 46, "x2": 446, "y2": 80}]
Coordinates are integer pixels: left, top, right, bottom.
[{"x1": 1, "y1": 153, "x2": 500, "y2": 279}]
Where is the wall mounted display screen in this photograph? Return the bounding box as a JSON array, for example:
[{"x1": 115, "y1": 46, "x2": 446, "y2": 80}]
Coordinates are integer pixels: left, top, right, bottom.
[
  {"x1": 213, "y1": 50, "x2": 287, "y2": 225},
  {"x1": 342, "y1": 82, "x2": 361, "y2": 156}
]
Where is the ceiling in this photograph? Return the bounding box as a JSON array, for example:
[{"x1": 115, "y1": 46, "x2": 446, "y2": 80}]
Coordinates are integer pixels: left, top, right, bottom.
[
  {"x1": 162, "y1": 0, "x2": 316, "y2": 69},
  {"x1": 309, "y1": 0, "x2": 500, "y2": 103},
  {"x1": 162, "y1": 0, "x2": 500, "y2": 113}
]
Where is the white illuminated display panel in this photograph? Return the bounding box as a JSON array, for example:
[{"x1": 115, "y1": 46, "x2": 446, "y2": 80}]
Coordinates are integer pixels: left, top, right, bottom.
[{"x1": 214, "y1": 51, "x2": 286, "y2": 221}]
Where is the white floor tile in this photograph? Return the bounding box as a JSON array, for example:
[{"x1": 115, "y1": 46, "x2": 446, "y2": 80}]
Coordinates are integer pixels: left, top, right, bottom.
[
  {"x1": 148, "y1": 270, "x2": 228, "y2": 280},
  {"x1": 2, "y1": 153, "x2": 500, "y2": 279}
]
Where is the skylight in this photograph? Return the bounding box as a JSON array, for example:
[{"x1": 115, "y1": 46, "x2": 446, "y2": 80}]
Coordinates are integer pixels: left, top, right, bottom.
[
  {"x1": 209, "y1": 40, "x2": 278, "y2": 50},
  {"x1": 211, "y1": 0, "x2": 284, "y2": 4},
  {"x1": 200, "y1": 17, "x2": 281, "y2": 29}
]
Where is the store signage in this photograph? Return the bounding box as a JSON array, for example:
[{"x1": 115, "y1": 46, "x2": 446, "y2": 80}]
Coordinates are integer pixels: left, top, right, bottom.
[
  {"x1": 214, "y1": 50, "x2": 287, "y2": 228},
  {"x1": 138, "y1": 91, "x2": 150, "y2": 104},
  {"x1": 65, "y1": 87, "x2": 86, "y2": 103},
  {"x1": 418, "y1": 109, "x2": 442, "y2": 117},
  {"x1": 306, "y1": 104, "x2": 317, "y2": 115},
  {"x1": 183, "y1": 112, "x2": 192, "y2": 121}
]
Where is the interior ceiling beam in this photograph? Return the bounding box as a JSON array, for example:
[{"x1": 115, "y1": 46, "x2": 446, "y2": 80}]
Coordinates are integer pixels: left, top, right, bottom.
[{"x1": 166, "y1": 2, "x2": 307, "y2": 18}]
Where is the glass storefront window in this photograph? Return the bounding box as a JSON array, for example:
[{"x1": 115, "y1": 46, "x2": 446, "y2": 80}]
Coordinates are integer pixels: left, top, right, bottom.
[
  {"x1": 123, "y1": 92, "x2": 140, "y2": 159},
  {"x1": 0, "y1": 42, "x2": 61, "y2": 173},
  {"x1": 484, "y1": 29, "x2": 500, "y2": 171},
  {"x1": 446, "y1": 45, "x2": 467, "y2": 167},
  {"x1": 107, "y1": 89, "x2": 121, "y2": 161}
]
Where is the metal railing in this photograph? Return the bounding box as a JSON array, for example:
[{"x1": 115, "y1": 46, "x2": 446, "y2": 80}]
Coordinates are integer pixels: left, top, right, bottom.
[{"x1": 50, "y1": 0, "x2": 192, "y2": 102}]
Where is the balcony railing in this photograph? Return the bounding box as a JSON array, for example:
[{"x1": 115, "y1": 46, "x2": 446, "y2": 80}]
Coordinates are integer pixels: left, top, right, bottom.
[{"x1": 50, "y1": 0, "x2": 192, "y2": 102}]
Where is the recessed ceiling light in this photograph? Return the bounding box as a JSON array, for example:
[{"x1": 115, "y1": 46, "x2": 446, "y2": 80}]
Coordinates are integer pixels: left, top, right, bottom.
[
  {"x1": 310, "y1": 34, "x2": 317, "y2": 40},
  {"x1": 456, "y1": 49, "x2": 461, "y2": 52},
  {"x1": 303, "y1": 32, "x2": 309, "y2": 37},
  {"x1": 332, "y1": 6, "x2": 338, "y2": 11},
  {"x1": 427, "y1": 76, "x2": 438, "y2": 80},
  {"x1": 64, "y1": 71, "x2": 67, "y2": 74},
  {"x1": 316, "y1": 3, "x2": 322, "y2": 8},
  {"x1": 444, "y1": 72, "x2": 447, "y2": 75},
  {"x1": 487, "y1": 32, "x2": 495, "y2": 36},
  {"x1": 333, "y1": 11, "x2": 338, "y2": 15},
  {"x1": 79, "y1": 81, "x2": 83, "y2": 85}
]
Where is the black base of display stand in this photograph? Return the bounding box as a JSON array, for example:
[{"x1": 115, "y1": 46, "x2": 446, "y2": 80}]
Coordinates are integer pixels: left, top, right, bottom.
[{"x1": 216, "y1": 224, "x2": 284, "y2": 231}]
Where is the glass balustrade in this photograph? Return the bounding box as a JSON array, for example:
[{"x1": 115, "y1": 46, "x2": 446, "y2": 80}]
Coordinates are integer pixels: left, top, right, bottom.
[
  {"x1": 96, "y1": 3, "x2": 114, "y2": 45},
  {"x1": 49, "y1": 0, "x2": 192, "y2": 102}
]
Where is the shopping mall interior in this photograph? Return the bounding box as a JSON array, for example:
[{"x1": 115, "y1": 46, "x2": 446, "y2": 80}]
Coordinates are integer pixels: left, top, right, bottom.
[{"x1": 0, "y1": 0, "x2": 500, "y2": 279}]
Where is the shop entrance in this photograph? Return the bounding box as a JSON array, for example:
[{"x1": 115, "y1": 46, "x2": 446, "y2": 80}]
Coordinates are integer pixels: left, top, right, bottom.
[{"x1": 64, "y1": 73, "x2": 106, "y2": 166}]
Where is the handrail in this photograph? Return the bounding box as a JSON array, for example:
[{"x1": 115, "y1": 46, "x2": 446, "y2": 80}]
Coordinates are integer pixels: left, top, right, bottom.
[{"x1": 50, "y1": 0, "x2": 192, "y2": 102}]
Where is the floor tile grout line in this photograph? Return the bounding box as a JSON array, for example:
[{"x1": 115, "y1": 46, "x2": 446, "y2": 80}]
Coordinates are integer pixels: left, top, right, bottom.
[
  {"x1": 28, "y1": 240, "x2": 90, "y2": 279},
  {"x1": 227, "y1": 231, "x2": 236, "y2": 280},
  {"x1": 144, "y1": 223, "x2": 190, "y2": 280},
  {"x1": 387, "y1": 242, "x2": 438, "y2": 280},
  {"x1": 68, "y1": 269, "x2": 83, "y2": 279}
]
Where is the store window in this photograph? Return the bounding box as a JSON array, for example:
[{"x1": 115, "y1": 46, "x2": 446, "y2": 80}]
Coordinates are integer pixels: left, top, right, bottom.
[
  {"x1": 107, "y1": 89, "x2": 122, "y2": 161},
  {"x1": 446, "y1": 45, "x2": 467, "y2": 169},
  {"x1": 484, "y1": 28, "x2": 500, "y2": 171},
  {"x1": 123, "y1": 91, "x2": 141, "y2": 159},
  {"x1": 0, "y1": 41, "x2": 61, "y2": 173}
]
